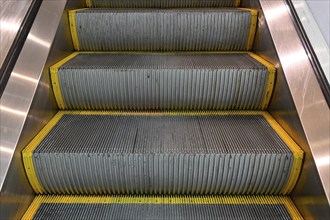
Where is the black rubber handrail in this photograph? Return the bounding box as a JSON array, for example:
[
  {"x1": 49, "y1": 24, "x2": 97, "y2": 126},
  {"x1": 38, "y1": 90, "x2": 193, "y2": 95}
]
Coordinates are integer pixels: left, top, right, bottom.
[
  {"x1": 0, "y1": 0, "x2": 43, "y2": 98},
  {"x1": 285, "y1": 0, "x2": 330, "y2": 107}
]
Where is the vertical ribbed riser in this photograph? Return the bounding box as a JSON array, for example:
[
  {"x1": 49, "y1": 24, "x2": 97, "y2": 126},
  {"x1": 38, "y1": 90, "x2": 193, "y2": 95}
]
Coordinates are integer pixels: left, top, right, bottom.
[
  {"x1": 58, "y1": 68, "x2": 268, "y2": 110},
  {"x1": 73, "y1": 9, "x2": 254, "y2": 51},
  {"x1": 33, "y1": 153, "x2": 292, "y2": 194},
  {"x1": 87, "y1": 0, "x2": 240, "y2": 8}
]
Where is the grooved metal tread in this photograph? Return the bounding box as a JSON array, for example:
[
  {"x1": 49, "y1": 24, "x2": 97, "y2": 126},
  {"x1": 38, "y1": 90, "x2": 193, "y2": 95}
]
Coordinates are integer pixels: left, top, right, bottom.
[
  {"x1": 23, "y1": 111, "x2": 303, "y2": 195},
  {"x1": 22, "y1": 195, "x2": 303, "y2": 220},
  {"x1": 86, "y1": 0, "x2": 241, "y2": 8},
  {"x1": 69, "y1": 8, "x2": 257, "y2": 51},
  {"x1": 51, "y1": 52, "x2": 275, "y2": 110}
]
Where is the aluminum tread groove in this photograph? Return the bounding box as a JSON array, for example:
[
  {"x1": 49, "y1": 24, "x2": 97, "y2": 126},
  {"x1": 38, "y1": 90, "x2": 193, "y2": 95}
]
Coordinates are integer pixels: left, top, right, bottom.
[
  {"x1": 25, "y1": 113, "x2": 296, "y2": 195},
  {"x1": 32, "y1": 203, "x2": 291, "y2": 219},
  {"x1": 53, "y1": 53, "x2": 273, "y2": 110},
  {"x1": 22, "y1": 195, "x2": 303, "y2": 220},
  {"x1": 70, "y1": 9, "x2": 255, "y2": 51}
]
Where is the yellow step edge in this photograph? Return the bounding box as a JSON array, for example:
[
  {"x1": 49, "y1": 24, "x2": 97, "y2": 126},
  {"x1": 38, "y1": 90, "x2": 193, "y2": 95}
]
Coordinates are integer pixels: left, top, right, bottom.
[
  {"x1": 22, "y1": 195, "x2": 303, "y2": 220},
  {"x1": 247, "y1": 52, "x2": 276, "y2": 110},
  {"x1": 86, "y1": 0, "x2": 92, "y2": 8},
  {"x1": 261, "y1": 112, "x2": 304, "y2": 194},
  {"x1": 50, "y1": 52, "x2": 79, "y2": 109},
  {"x1": 22, "y1": 112, "x2": 65, "y2": 194},
  {"x1": 68, "y1": 9, "x2": 88, "y2": 51},
  {"x1": 239, "y1": 8, "x2": 258, "y2": 50},
  {"x1": 65, "y1": 51, "x2": 250, "y2": 55}
]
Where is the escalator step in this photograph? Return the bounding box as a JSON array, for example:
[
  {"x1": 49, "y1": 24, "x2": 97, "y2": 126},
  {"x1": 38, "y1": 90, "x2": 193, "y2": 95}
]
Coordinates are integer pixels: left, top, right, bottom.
[
  {"x1": 22, "y1": 111, "x2": 303, "y2": 195},
  {"x1": 85, "y1": 0, "x2": 241, "y2": 8},
  {"x1": 22, "y1": 195, "x2": 303, "y2": 220},
  {"x1": 51, "y1": 52, "x2": 275, "y2": 110},
  {"x1": 68, "y1": 8, "x2": 257, "y2": 51}
]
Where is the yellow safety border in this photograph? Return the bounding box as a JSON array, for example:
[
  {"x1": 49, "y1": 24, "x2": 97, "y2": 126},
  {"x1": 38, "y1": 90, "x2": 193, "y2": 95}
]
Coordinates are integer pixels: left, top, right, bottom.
[
  {"x1": 248, "y1": 52, "x2": 276, "y2": 109},
  {"x1": 86, "y1": 0, "x2": 92, "y2": 7},
  {"x1": 235, "y1": 0, "x2": 241, "y2": 7},
  {"x1": 240, "y1": 8, "x2": 258, "y2": 50},
  {"x1": 261, "y1": 112, "x2": 304, "y2": 194},
  {"x1": 22, "y1": 112, "x2": 65, "y2": 194},
  {"x1": 68, "y1": 9, "x2": 88, "y2": 51},
  {"x1": 50, "y1": 52, "x2": 79, "y2": 109},
  {"x1": 22, "y1": 195, "x2": 303, "y2": 220}
]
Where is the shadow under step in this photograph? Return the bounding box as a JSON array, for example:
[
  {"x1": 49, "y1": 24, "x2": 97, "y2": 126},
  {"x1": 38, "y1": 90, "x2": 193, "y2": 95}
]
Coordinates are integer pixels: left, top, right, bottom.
[{"x1": 23, "y1": 111, "x2": 303, "y2": 195}]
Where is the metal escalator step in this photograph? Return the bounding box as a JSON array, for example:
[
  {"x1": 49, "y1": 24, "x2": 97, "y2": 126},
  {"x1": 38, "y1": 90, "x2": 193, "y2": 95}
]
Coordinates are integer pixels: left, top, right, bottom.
[
  {"x1": 85, "y1": 0, "x2": 241, "y2": 8},
  {"x1": 22, "y1": 111, "x2": 303, "y2": 195},
  {"x1": 68, "y1": 8, "x2": 257, "y2": 51},
  {"x1": 50, "y1": 52, "x2": 275, "y2": 110},
  {"x1": 22, "y1": 195, "x2": 303, "y2": 220}
]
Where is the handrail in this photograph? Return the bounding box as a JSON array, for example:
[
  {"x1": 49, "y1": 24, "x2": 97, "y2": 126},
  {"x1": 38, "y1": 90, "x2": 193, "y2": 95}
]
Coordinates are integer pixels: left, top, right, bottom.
[
  {"x1": 0, "y1": 0, "x2": 43, "y2": 98},
  {"x1": 285, "y1": 0, "x2": 330, "y2": 107}
]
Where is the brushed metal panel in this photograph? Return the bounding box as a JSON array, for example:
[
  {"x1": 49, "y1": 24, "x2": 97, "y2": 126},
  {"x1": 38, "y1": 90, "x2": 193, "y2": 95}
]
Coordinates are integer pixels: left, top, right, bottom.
[
  {"x1": 0, "y1": 0, "x2": 80, "y2": 218},
  {"x1": 259, "y1": 0, "x2": 330, "y2": 202},
  {"x1": 242, "y1": 0, "x2": 330, "y2": 218},
  {"x1": 0, "y1": 0, "x2": 32, "y2": 69}
]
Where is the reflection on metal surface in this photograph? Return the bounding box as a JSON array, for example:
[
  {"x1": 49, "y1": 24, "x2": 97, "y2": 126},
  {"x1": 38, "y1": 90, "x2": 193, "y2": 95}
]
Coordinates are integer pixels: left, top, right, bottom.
[
  {"x1": 0, "y1": 0, "x2": 32, "y2": 68},
  {"x1": 0, "y1": 0, "x2": 84, "y2": 218},
  {"x1": 315, "y1": 156, "x2": 330, "y2": 167},
  {"x1": 11, "y1": 72, "x2": 39, "y2": 84},
  {"x1": 0, "y1": 105, "x2": 26, "y2": 117},
  {"x1": 242, "y1": 0, "x2": 330, "y2": 218},
  {"x1": 0, "y1": 21, "x2": 21, "y2": 32},
  {"x1": 0, "y1": 0, "x2": 69, "y2": 219},
  {"x1": 27, "y1": 34, "x2": 51, "y2": 48},
  {"x1": 0, "y1": 146, "x2": 15, "y2": 154},
  {"x1": 263, "y1": 4, "x2": 287, "y2": 22},
  {"x1": 280, "y1": 48, "x2": 308, "y2": 67},
  {"x1": 292, "y1": 0, "x2": 330, "y2": 84},
  {"x1": 258, "y1": 0, "x2": 330, "y2": 215}
]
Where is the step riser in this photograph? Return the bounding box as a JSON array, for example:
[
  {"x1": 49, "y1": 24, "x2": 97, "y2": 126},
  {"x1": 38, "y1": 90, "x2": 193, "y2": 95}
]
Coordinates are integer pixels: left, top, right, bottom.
[
  {"x1": 69, "y1": 9, "x2": 257, "y2": 51},
  {"x1": 86, "y1": 0, "x2": 241, "y2": 8},
  {"x1": 33, "y1": 153, "x2": 292, "y2": 194},
  {"x1": 23, "y1": 112, "x2": 303, "y2": 195},
  {"x1": 51, "y1": 53, "x2": 274, "y2": 110}
]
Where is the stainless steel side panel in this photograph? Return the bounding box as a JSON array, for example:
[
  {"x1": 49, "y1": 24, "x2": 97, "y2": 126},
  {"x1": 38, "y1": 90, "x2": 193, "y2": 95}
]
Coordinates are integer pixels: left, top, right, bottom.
[
  {"x1": 243, "y1": 0, "x2": 330, "y2": 218},
  {"x1": 0, "y1": 0, "x2": 32, "y2": 68},
  {"x1": 0, "y1": 0, "x2": 72, "y2": 219}
]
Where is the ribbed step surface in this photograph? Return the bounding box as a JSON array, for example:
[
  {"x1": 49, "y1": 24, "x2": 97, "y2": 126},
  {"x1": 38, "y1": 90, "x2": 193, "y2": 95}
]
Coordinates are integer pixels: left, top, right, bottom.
[
  {"x1": 51, "y1": 53, "x2": 274, "y2": 110},
  {"x1": 86, "y1": 0, "x2": 241, "y2": 8},
  {"x1": 23, "y1": 112, "x2": 303, "y2": 195},
  {"x1": 22, "y1": 195, "x2": 303, "y2": 220},
  {"x1": 69, "y1": 8, "x2": 257, "y2": 51}
]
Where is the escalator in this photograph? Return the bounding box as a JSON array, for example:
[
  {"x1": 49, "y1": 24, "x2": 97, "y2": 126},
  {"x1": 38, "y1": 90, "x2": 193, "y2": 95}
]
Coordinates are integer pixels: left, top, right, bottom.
[
  {"x1": 18, "y1": 0, "x2": 307, "y2": 218},
  {"x1": 2, "y1": 0, "x2": 330, "y2": 219}
]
